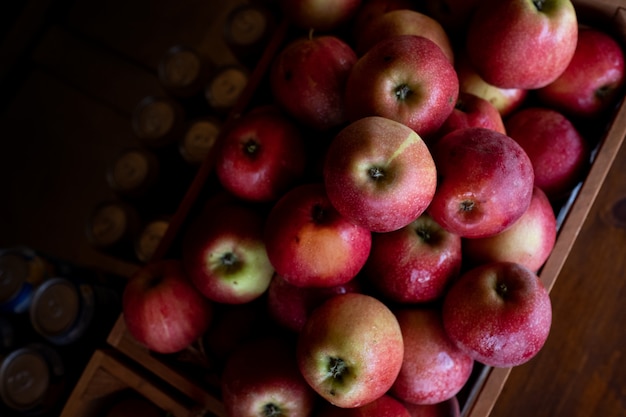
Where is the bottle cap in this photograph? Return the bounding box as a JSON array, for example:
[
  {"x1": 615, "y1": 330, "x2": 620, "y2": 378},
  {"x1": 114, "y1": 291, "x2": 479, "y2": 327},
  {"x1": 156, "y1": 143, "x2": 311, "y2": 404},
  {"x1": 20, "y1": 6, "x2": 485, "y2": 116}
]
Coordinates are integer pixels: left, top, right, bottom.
[
  {"x1": 205, "y1": 65, "x2": 249, "y2": 112},
  {"x1": 106, "y1": 148, "x2": 160, "y2": 197},
  {"x1": 0, "y1": 347, "x2": 50, "y2": 412},
  {"x1": 29, "y1": 278, "x2": 80, "y2": 343},
  {"x1": 135, "y1": 219, "x2": 170, "y2": 263},
  {"x1": 179, "y1": 118, "x2": 222, "y2": 165},
  {"x1": 131, "y1": 96, "x2": 184, "y2": 148}
]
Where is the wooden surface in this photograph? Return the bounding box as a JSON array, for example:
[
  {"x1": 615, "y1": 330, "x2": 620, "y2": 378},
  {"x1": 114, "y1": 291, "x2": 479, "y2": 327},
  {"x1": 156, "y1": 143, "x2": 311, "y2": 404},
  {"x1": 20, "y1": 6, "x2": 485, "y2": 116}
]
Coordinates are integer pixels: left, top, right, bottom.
[{"x1": 1, "y1": 1, "x2": 625, "y2": 416}]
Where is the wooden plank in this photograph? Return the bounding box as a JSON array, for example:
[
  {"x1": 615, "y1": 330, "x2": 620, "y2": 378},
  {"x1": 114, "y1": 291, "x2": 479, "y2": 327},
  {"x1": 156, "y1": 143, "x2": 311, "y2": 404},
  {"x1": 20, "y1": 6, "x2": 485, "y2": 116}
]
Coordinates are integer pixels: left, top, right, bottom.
[{"x1": 489, "y1": 124, "x2": 626, "y2": 417}]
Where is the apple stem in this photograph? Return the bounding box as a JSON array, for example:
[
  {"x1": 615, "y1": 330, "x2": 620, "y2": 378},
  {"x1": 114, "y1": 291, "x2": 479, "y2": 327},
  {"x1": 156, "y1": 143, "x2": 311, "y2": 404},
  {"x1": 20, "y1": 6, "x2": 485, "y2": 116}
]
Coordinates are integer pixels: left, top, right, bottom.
[
  {"x1": 533, "y1": 0, "x2": 545, "y2": 11},
  {"x1": 221, "y1": 252, "x2": 237, "y2": 267},
  {"x1": 263, "y1": 403, "x2": 283, "y2": 417},
  {"x1": 596, "y1": 85, "x2": 612, "y2": 99},
  {"x1": 369, "y1": 166, "x2": 385, "y2": 181},
  {"x1": 497, "y1": 282, "x2": 509, "y2": 298},
  {"x1": 328, "y1": 357, "x2": 347, "y2": 381},
  {"x1": 312, "y1": 204, "x2": 326, "y2": 223},
  {"x1": 416, "y1": 227, "x2": 431, "y2": 242},
  {"x1": 244, "y1": 139, "x2": 259, "y2": 156},
  {"x1": 460, "y1": 200, "x2": 475, "y2": 212},
  {"x1": 308, "y1": 27, "x2": 314, "y2": 41},
  {"x1": 395, "y1": 84, "x2": 413, "y2": 101}
]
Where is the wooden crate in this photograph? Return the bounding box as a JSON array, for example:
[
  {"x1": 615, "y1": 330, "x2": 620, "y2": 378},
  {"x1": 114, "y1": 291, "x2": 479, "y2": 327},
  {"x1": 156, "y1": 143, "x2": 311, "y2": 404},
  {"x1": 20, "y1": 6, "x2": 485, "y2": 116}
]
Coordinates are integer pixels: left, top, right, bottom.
[
  {"x1": 103, "y1": 1, "x2": 626, "y2": 416},
  {"x1": 59, "y1": 349, "x2": 205, "y2": 417}
]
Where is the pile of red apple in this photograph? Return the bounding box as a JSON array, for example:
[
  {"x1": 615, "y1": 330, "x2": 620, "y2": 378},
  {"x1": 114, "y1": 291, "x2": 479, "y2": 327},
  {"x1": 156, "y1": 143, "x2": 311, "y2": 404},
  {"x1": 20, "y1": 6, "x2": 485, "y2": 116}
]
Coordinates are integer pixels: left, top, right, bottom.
[{"x1": 121, "y1": 0, "x2": 626, "y2": 416}]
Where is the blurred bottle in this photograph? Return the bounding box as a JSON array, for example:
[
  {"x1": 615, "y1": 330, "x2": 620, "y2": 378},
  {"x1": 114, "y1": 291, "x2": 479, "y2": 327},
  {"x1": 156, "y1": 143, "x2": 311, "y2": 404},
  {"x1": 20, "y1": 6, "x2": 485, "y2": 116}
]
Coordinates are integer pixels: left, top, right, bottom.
[
  {"x1": 85, "y1": 200, "x2": 142, "y2": 263},
  {"x1": 178, "y1": 116, "x2": 222, "y2": 167},
  {"x1": 28, "y1": 274, "x2": 120, "y2": 347},
  {"x1": 0, "y1": 247, "x2": 53, "y2": 315},
  {"x1": 131, "y1": 96, "x2": 186, "y2": 150},
  {"x1": 0, "y1": 343, "x2": 66, "y2": 416},
  {"x1": 223, "y1": 3, "x2": 276, "y2": 68},
  {"x1": 204, "y1": 64, "x2": 250, "y2": 116},
  {"x1": 134, "y1": 216, "x2": 170, "y2": 264}
]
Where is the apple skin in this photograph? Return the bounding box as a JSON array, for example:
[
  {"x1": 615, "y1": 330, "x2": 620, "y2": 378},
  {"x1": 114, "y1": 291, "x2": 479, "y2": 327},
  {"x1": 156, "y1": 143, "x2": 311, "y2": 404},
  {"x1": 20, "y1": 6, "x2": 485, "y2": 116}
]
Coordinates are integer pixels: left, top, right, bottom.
[
  {"x1": 297, "y1": 293, "x2": 404, "y2": 408},
  {"x1": 221, "y1": 336, "x2": 318, "y2": 417},
  {"x1": 181, "y1": 200, "x2": 274, "y2": 304},
  {"x1": 267, "y1": 274, "x2": 362, "y2": 333},
  {"x1": 264, "y1": 183, "x2": 372, "y2": 288},
  {"x1": 401, "y1": 397, "x2": 461, "y2": 417},
  {"x1": 323, "y1": 116, "x2": 437, "y2": 233},
  {"x1": 363, "y1": 213, "x2": 462, "y2": 304},
  {"x1": 463, "y1": 186, "x2": 557, "y2": 273},
  {"x1": 455, "y1": 52, "x2": 528, "y2": 117},
  {"x1": 465, "y1": 0, "x2": 578, "y2": 89},
  {"x1": 536, "y1": 26, "x2": 626, "y2": 119},
  {"x1": 122, "y1": 259, "x2": 213, "y2": 354},
  {"x1": 344, "y1": 35, "x2": 459, "y2": 138},
  {"x1": 270, "y1": 35, "x2": 357, "y2": 131},
  {"x1": 279, "y1": 0, "x2": 362, "y2": 32},
  {"x1": 442, "y1": 261, "x2": 553, "y2": 368},
  {"x1": 354, "y1": 9, "x2": 455, "y2": 64},
  {"x1": 504, "y1": 107, "x2": 590, "y2": 202},
  {"x1": 316, "y1": 394, "x2": 412, "y2": 416},
  {"x1": 215, "y1": 106, "x2": 306, "y2": 202},
  {"x1": 428, "y1": 127, "x2": 535, "y2": 239},
  {"x1": 434, "y1": 91, "x2": 506, "y2": 142},
  {"x1": 350, "y1": 0, "x2": 415, "y2": 41},
  {"x1": 390, "y1": 307, "x2": 474, "y2": 405}
]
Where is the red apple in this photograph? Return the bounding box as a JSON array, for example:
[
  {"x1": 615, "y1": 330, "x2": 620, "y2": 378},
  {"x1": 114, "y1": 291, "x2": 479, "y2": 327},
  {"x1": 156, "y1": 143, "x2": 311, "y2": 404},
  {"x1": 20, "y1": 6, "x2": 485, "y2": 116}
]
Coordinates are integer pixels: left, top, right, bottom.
[
  {"x1": 270, "y1": 35, "x2": 357, "y2": 131},
  {"x1": 391, "y1": 307, "x2": 474, "y2": 405},
  {"x1": 442, "y1": 261, "x2": 553, "y2": 367},
  {"x1": 267, "y1": 274, "x2": 362, "y2": 333},
  {"x1": 215, "y1": 105, "x2": 307, "y2": 202},
  {"x1": 536, "y1": 26, "x2": 626, "y2": 119},
  {"x1": 428, "y1": 127, "x2": 535, "y2": 239},
  {"x1": 504, "y1": 106, "x2": 590, "y2": 202},
  {"x1": 323, "y1": 116, "x2": 437, "y2": 233},
  {"x1": 297, "y1": 293, "x2": 404, "y2": 408},
  {"x1": 264, "y1": 183, "x2": 372, "y2": 288},
  {"x1": 122, "y1": 259, "x2": 213, "y2": 354},
  {"x1": 350, "y1": 0, "x2": 415, "y2": 41},
  {"x1": 401, "y1": 397, "x2": 461, "y2": 417},
  {"x1": 279, "y1": 0, "x2": 362, "y2": 32},
  {"x1": 316, "y1": 394, "x2": 412, "y2": 416},
  {"x1": 455, "y1": 52, "x2": 528, "y2": 117},
  {"x1": 363, "y1": 213, "x2": 462, "y2": 304},
  {"x1": 354, "y1": 9, "x2": 455, "y2": 63},
  {"x1": 465, "y1": 0, "x2": 578, "y2": 89},
  {"x1": 435, "y1": 91, "x2": 506, "y2": 142},
  {"x1": 463, "y1": 186, "x2": 557, "y2": 273},
  {"x1": 181, "y1": 200, "x2": 274, "y2": 304},
  {"x1": 344, "y1": 35, "x2": 459, "y2": 138},
  {"x1": 221, "y1": 336, "x2": 317, "y2": 417}
]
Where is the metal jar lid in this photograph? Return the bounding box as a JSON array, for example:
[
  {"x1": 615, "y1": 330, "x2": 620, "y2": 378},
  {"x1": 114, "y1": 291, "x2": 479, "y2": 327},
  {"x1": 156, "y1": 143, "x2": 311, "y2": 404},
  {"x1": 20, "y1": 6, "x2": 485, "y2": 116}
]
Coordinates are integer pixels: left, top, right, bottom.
[
  {"x1": 0, "y1": 346, "x2": 50, "y2": 412},
  {"x1": 179, "y1": 117, "x2": 222, "y2": 166},
  {"x1": 85, "y1": 200, "x2": 139, "y2": 250},
  {"x1": 0, "y1": 252, "x2": 29, "y2": 305},
  {"x1": 0, "y1": 248, "x2": 48, "y2": 314},
  {"x1": 134, "y1": 218, "x2": 170, "y2": 263},
  {"x1": 204, "y1": 65, "x2": 249, "y2": 112},
  {"x1": 224, "y1": 4, "x2": 269, "y2": 48},
  {"x1": 29, "y1": 278, "x2": 81, "y2": 345},
  {"x1": 131, "y1": 96, "x2": 184, "y2": 148},
  {"x1": 106, "y1": 148, "x2": 160, "y2": 198}
]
